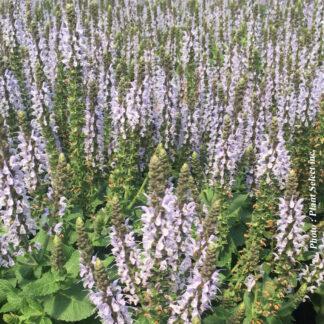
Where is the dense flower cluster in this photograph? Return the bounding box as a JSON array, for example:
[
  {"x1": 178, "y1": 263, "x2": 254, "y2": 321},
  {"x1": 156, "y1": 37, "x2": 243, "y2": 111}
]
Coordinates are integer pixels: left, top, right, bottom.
[
  {"x1": 79, "y1": 256, "x2": 132, "y2": 324},
  {"x1": 275, "y1": 196, "x2": 309, "y2": 262},
  {"x1": 76, "y1": 148, "x2": 222, "y2": 323},
  {"x1": 0, "y1": 0, "x2": 322, "y2": 194},
  {"x1": 299, "y1": 232, "x2": 324, "y2": 294},
  {"x1": 274, "y1": 170, "x2": 309, "y2": 263}
]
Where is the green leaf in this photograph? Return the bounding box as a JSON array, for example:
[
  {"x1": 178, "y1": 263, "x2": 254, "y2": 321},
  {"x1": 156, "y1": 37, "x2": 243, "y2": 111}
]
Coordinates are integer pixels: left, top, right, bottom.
[
  {"x1": 23, "y1": 272, "x2": 61, "y2": 297},
  {"x1": 243, "y1": 317, "x2": 252, "y2": 324},
  {"x1": 275, "y1": 303, "x2": 295, "y2": 317},
  {"x1": 21, "y1": 299, "x2": 44, "y2": 317},
  {"x1": 43, "y1": 284, "x2": 95, "y2": 322},
  {"x1": 265, "y1": 316, "x2": 283, "y2": 324},
  {"x1": 31, "y1": 230, "x2": 48, "y2": 246},
  {"x1": 63, "y1": 244, "x2": 75, "y2": 260},
  {"x1": 0, "y1": 279, "x2": 15, "y2": 303},
  {"x1": 243, "y1": 291, "x2": 254, "y2": 314},
  {"x1": 0, "y1": 302, "x2": 18, "y2": 313},
  {"x1": 91, "y1": 234, "x2": 110, "y2": 247},
  {"x1": 136, "y1": 315, "x2": 153, "y2": 324},
  {"x1": 34, "y1": 265, "x2": 43, "y2": 279},
  {"x1": 227, "y1": 194, "x2": 248, "y2": 216},
  {"x1": 52, "y1": 270, "x2": 67, "y2": 282},
  {"x1": 261, "y1": 263, "x2": 272, "y2": 274},
  {"x1": 7, "y1": 278, "x2": 17, "y2": 287},
  {"x1": 67, "y1": 230, "x2": 77, "y2": 245},
  {"x1": 201, "y1": 188, "x2": 215, "y2": 206},
  {"x1": 90, "y1": 197, "x2": 105, "y2": 211},
  {"x1": 239, "y1": 207, "x2": 252, "y2": 223},
  {"x1": 202, "y1": 308, "x2": 228, "y2": 324},
  {"x1": 0, "y1": 292, "x2": 28, "y2": 313},
  {"x1": 14, "y1": 263, "x2": 34, "y2": 285},
  {"x1": 64, "y1": 251, "x2": 81, "y2": 278},
  {"x1": 65, "y1": 207, "x2": 83, "y2": 222},
  {"x1": 297, "y1": 250, "x2": 315, "y2": 261},
  {"x1": 7, "y1": 292, "x2": 27, "y2": 309},
  {"x1": 303, "y1": 221, "x2": 313, "y2": 232},
  {"x1": 103, "y1": 256, "x2": 115, "y2": 268},
  {"x1": 229, "y1": 223, "x2": 246, "y2": 247},
  {"x1": 218, "y1": 238, "x2": 237, "y2": 267},
  {"x1": 315, "y1": 284, "x2": 324, "y2": 296},
  {"x1": 29, "y1": 317, "x2": 53, "y2": 324},
  {"x1": 311, "y1": 294, "x2": 321, "y2": 313},
  {"x1": 206, "y1": 306, "x2": 230, "y2": 320}
]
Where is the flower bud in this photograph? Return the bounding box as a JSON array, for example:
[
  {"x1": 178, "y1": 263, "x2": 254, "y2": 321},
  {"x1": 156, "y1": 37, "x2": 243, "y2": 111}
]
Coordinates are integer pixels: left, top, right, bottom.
[
  {"x1": 189, "y1": 175, "x2": 201, "y2": 207},
  {"x1": 35, "y1": 62, "x2": 46, "y2": 90},
  {"x1": 3, "y1": 314, "x2": 19, "y2": 323},
  {"x1": 284, "y1": 170, "x2": 298, "y2": 200},
  {"x1": 203, "y1": 200, "x2": 220, "y2": 238},
  {"x1": 94, "y1": 214, "x2": 105, "y2": 236},
  {"x1": 270, "y1": 116, "x2": 278, "y2": 142},
  {"x1": 234, "y1": 78, "x2": 246, "y2": 109},
  {"x1": 110, "y1": 196, "x2": 126, "y2": 232},
  {"x1": 136, "y1": 56, "x2": 145, "y2": 84},
  {"x1": 291, "y1": 284, "x2": 308, "y2": 308},
  {"x1": 94, "y1": 258, "x2": 109, "y2": 293},
  {"x1": 227, "y1": 302, "x2": 246, "y2": 324},
  {"x1": 89, "y1": 79, "x2": 98, "y2": 106},
  {"x1": 217, "y1": 83, "x2": 225, "y2": 103},
  {"x1": 148, "y1": 146, "x2": 170, "y2": 201},
  {"x1": 192, "y1": 317, "x2": 201, "y2": 324},
  {"x1": 156, "y1": 144, "x2": 170, "y2": 180},
  {"x1": 117, "y1": 76, "x2": 129, "y2": 104},
  {"x1": 51, "y1": 235, "x2": 66, "y2": 273},
  {"x1": 107, "y1": 5, "x2": 113, "y2": 27},
  {"x1": 177, "y1": 163, "x2": 192, "y2": 208},
  {"x1": 76, "y1": 217, "x2": 93, "y2": 262},
  {"x1": 222, "y1": 289, "x2": 235, "y2": 309},
  {"x1": 66, "y1": 2, "x2": 77, "y2": 33},
  {"x1": 249, "y1": 241, "x2": 260, "y2": 270},
  {"x1": 245, "y1": 146, "x2": 255, "y2": 164},
  {"x1": 17, "y1": 110, "x2": 30, "y2": 136},
  {"x1": 222, "y1": 115, "x2": 232, "y2": 140},
  {"x1": 191, "y1": 151, "x2": 203, "y2": 183},
  {"x1": 201, "y1": 243, "x2": 217, "y2": 278},
  {"x1": 0, "y1": 117, "x2": 9, "y2": 162},
  {"x1": 52, "y1": 153, "x2": 70, "y2": 199},
  {"x1": 90, "y1": 1, "x2": 99, "y2": 26}
]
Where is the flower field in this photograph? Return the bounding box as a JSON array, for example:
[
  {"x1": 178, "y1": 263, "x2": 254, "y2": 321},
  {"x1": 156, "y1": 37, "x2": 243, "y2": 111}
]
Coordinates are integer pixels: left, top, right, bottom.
[{"x1": 0, "y1": 0, "x2": 323, "y2": 323}]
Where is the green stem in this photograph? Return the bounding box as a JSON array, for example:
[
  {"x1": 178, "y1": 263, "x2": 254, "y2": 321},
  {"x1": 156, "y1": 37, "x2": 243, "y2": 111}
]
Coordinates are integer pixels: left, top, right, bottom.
[
  {"x1": 234, "y1": 275, "x2": 244, "y2": 291},
  {"x1": 127, "y1": 175, "x2": 148, "y2": 210},
  {"x1": 38, "y1": 208, "x2": 56, "y2": 262},
  {"x1": 251, "y1": 283, "x2": 260, "y2": 320},
  {"x1": 39, "y1": 234, "x2": 50, "y2": 262},
  {"x1": 30, "y1": 254, "x2": 39, "y2": 265},
  {"x1": 22, "y1": 236, "x2": 39, "y2": 265}
]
